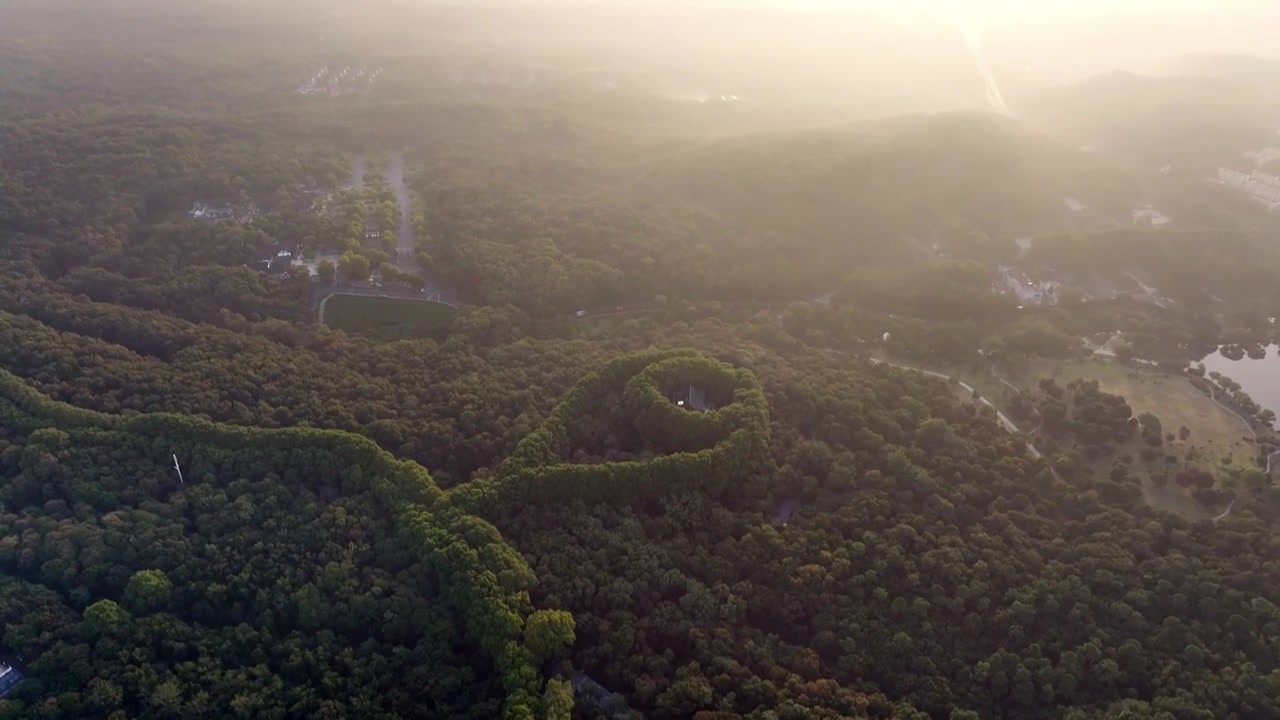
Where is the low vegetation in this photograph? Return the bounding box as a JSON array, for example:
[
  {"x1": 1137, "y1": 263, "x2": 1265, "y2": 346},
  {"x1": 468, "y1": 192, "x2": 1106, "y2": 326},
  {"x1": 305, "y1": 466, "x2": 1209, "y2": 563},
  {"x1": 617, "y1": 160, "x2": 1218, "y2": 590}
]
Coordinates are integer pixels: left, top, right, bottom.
[{"x1": 323, "y1": 295, "x2": 457, "y2": 335}]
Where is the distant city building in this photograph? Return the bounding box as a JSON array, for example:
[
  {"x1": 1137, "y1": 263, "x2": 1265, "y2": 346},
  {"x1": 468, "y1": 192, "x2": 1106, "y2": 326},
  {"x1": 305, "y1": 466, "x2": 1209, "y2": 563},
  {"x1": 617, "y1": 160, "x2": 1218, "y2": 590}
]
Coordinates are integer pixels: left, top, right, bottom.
[
  {"x1": 1243, "y1": 147, "x2": 1280, "y2": 167},
  {"x1": 296, "y1": 64, "x2": 380, "y2": 96},
  {"x1": 1131, "y1": 206, "x2": 1171, "y2": 227},
  {"x1": 997, "y1": 265, "x2": 1058, "y2": 305},
  {"x1": 1219, "y1": 157, "x2": 1280, "y2": 211},
  {"x1": 189, "y1": 201, "x2": 234, "y2": 220}
]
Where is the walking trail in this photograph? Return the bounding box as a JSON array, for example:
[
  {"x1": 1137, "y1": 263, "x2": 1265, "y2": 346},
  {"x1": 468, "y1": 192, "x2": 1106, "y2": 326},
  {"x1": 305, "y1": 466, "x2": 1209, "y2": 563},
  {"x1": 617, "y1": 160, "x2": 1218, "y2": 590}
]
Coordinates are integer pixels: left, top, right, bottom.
[
  {"x1": 870, "y1": 358, "x2": 1043, "y2": 460},
  {"x1": 1206, "y1": 385, "x2": 1258, "y2": 442}
]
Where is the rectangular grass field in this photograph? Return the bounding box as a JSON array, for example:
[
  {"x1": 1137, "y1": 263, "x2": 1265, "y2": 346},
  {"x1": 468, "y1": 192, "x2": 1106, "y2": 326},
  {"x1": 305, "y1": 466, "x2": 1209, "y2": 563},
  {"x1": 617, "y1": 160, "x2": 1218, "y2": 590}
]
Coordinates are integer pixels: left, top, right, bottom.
[{"x1": 324, "y1": 295, "x2": 456, "y2": 333}]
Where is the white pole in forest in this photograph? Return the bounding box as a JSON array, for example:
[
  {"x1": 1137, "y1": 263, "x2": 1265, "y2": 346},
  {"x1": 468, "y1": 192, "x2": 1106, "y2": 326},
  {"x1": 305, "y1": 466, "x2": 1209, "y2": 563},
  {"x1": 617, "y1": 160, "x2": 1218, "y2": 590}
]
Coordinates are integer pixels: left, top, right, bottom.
[{"x1": 172, "y1": 454, "x2": 185, "y2": 484}]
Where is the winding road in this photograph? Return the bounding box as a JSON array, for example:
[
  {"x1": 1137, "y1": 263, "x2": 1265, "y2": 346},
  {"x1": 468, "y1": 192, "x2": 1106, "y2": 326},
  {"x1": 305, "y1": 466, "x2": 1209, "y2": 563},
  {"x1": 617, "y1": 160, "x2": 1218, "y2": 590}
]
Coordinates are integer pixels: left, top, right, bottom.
[{"x1": 869, "y1": 358, "x2": 1043, "y2": 460}]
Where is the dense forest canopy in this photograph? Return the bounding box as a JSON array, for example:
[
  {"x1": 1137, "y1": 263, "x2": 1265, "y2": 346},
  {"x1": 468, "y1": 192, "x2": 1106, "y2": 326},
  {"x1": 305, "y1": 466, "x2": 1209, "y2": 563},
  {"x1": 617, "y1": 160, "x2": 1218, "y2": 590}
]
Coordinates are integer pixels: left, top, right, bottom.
[{"x1": 1, "y1": 1, "x2": 1280, "y2": 719}]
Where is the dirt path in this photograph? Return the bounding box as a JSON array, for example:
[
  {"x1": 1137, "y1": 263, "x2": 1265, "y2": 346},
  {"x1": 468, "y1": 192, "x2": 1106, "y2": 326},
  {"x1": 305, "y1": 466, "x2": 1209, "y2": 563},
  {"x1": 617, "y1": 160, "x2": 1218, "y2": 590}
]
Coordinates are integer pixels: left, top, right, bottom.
[
  {"x1": 1206, "y1": 385, "x2": 1258, "y2": 441},
  {"x1": 991, "y1": 364, "x2": 1021, "y2": 394},
  {"x1": 1212, "y1": 499, "x2": 1236, "y2": 522},
  {"x1": 990, "y1": 363, "x2": 1045, "y2": 433}
]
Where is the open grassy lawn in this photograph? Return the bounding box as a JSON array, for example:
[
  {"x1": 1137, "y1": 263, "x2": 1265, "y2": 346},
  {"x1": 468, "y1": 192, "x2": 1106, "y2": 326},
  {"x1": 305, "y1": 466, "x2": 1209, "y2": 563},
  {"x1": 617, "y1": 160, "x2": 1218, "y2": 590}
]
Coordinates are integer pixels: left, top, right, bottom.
[
  {"x1": 1016, "y1": 357, "x2": 1255, "y2": 461},
  {"x1": 1139, "y1": 475, "x2": 1218, "y2": 521},
  {"x1": 1005, "y1": 356, "x2": 1257, "y2": 518},
  {"x1": 324, "y1": 295, "x2": 456, "y2": 334}
]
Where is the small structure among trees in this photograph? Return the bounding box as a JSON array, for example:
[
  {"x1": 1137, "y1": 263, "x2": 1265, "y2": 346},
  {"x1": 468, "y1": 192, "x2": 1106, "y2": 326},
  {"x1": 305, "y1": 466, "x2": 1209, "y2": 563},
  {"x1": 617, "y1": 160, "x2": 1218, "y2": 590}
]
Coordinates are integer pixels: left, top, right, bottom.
[
  {"x1": 0, "y1": 658, "x2": 23, "y2": 699},
  {"x1": 672, "y1": 384, "x2": 715, "y2": 412}
]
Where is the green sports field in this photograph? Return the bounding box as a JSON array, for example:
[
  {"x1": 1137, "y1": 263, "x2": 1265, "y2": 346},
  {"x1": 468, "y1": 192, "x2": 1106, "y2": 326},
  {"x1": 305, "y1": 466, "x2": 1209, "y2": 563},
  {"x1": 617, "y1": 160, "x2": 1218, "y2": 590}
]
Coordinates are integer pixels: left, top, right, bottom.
[{"x1": 324, "y1": 295, "x2": 456, "y2": 333}]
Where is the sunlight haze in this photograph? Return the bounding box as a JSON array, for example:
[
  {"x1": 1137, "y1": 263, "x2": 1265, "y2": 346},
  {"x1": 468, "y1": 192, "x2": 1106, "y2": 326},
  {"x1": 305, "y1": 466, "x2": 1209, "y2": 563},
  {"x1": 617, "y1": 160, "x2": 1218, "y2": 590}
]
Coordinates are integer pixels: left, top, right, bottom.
[{"x1": 2, "y1": 1, "x2": 1280, "y2": 717}]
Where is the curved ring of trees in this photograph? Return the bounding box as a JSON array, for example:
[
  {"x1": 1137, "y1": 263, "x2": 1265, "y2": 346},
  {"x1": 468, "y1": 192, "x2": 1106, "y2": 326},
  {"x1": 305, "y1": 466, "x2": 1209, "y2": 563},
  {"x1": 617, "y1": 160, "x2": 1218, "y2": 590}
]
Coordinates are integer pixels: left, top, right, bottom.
[
  {"x1": 445, "y1": 349, "x2": 771, "y2": 518},
  {"x1": 0, "y1": 369, "x2": 548, "y2": 717},
  {"x1": 0, "y1": 350, "x2": 770, "y2": 719}
]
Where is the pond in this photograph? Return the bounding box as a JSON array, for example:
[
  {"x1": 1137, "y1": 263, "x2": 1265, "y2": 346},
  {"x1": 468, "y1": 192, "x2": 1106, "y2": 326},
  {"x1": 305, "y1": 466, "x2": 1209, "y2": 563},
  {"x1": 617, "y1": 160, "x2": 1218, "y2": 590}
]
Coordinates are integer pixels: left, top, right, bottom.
[{"x1": 1198, "y1": 344, "x2": 1280, "y2": 416}]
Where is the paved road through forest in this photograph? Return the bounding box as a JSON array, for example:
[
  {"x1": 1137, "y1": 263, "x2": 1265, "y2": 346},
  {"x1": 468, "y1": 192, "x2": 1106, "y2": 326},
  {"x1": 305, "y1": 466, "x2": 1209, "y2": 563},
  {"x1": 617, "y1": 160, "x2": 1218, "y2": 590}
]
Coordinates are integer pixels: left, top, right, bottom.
[
  {"x1": 383, "y1": 150, "x2": 418, "y2": 273},
  {"x1": 351, "y1": 152, "x2": 366, "y2": 190},
  {"x1": 313, "y1": 150, "x2": 459, "y2": 319},
  {"x1": 378, "y1": 149, "x2": 459, "y2": 306},
  {"x1": 870, "y1": 358, "x2": 1044, "y2": 460}
]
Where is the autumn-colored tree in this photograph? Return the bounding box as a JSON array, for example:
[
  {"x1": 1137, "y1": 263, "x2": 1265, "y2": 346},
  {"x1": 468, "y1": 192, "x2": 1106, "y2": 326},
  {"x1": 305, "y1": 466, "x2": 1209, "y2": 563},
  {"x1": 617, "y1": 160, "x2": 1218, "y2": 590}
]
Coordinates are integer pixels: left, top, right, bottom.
[{"x1": 123, "y1": 570, "x2": 173, "y2": 614}]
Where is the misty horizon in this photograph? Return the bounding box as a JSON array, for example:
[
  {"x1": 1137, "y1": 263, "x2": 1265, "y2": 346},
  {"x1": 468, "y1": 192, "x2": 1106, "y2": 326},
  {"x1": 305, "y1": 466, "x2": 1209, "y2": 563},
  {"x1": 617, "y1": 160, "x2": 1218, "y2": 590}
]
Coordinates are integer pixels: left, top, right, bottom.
[{"x1": 1, "y1": 2, "x2": 1280, "y2": 718}]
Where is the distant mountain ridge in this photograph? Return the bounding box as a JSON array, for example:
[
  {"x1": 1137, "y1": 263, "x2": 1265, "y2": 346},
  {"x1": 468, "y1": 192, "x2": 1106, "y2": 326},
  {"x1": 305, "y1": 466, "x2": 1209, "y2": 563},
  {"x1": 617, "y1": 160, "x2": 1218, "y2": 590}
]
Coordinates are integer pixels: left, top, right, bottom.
[
  {"x1": 1016, "y1": 69, "x2": 1280, "y2": 169},
  {"x1": 1154, "y1": 54, "x2": 1280, "y2": 87}
]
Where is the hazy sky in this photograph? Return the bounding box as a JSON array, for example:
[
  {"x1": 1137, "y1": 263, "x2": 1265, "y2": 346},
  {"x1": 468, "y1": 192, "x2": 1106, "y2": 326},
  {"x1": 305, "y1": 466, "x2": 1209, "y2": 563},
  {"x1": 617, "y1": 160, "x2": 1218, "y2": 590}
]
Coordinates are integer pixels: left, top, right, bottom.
[
  {"x1": 411, "y1": 0, "x2": 1277, "y2": 90},
  {"x1": 741, "y1": 0, "x2": 1219, "y2": 20},
  {"x1": 708, "y1": 0, "x2": 1279, "y2": 77},
  {"x1": 572, "y1": 0, "x2": 1276, "y2": 30}
]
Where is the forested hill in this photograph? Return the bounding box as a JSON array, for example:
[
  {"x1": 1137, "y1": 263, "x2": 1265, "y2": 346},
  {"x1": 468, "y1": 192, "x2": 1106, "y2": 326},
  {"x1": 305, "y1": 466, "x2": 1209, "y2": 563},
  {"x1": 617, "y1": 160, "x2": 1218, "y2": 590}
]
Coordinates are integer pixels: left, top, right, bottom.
[
  {"x1": 2, "y1": 2, "x2": 1280, "y2": 718},
  {"x1": 636, "y1": 113, "x2": 1133, "y2": 256},
  {"x1": 1017, "y1": 71, "x2": 1280, "y2": 169},
  {"x1": 3, "y1": 299, "x2": 1280, "y2": 718},
  {"x1": 414, "y1": 111, "x2": 1138, "y2": 312}
]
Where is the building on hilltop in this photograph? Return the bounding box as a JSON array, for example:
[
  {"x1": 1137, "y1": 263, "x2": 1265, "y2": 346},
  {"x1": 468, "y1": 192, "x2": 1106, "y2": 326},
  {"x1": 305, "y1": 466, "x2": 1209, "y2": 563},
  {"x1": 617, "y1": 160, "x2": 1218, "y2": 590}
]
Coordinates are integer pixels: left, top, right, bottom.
[
  {"x1": 672, "y1": 384, "x2": 715, "y2": 412},
  {"x1": 0, "y1": 660, "x2": 23, "y2": 699},
  {"x1": 189, "y1": 201, "x2": 234, "y2": 221}
]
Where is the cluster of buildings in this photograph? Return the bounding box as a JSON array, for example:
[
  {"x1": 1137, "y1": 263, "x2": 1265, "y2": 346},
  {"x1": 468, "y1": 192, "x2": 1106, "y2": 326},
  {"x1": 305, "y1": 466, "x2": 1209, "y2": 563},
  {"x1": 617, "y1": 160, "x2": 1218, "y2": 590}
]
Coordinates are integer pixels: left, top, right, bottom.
[
  {"x1": 293, "y1": 184, "x2": 334, "y2": 215},
  {"x1": 1216, "y1": 166, "x2": 1280, "y2": 210},
  {"x1": 1061, "y1": 195, "x2": 1172, "y2": 229},
  {"x1": 663, "y1": 90, "x2": 743, "y2": 104},
  {"x1": 443, "y1": 64, "x2": 555, "y2": 89},
  {"x1": 247, "y1": 239, "x2": 300, "y2": 277},
  {"x1": 189, "y1": 200, "x2": 258, "y2": 224},
  {"x1": 1131, "y1": 205, "x2": 1172, "y2": 227},
  {"x1": 188, "y1": 201, "x2": 234, "y2": 221},
  {"x1": 997, "y1": 265, "x2": 1059, "y2": 306},
  {"x1": 296, "y1": 65, "x2": 383, "y2": 96},
  {"x1": 1244, "y1": 148, "x2": 1280, "y2": 167}
]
